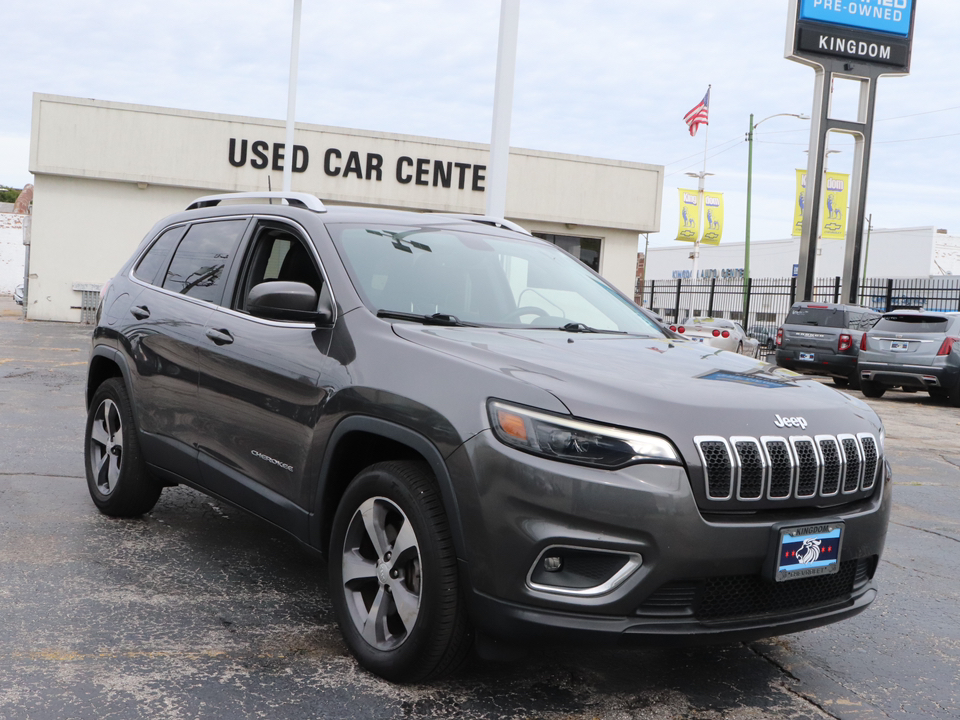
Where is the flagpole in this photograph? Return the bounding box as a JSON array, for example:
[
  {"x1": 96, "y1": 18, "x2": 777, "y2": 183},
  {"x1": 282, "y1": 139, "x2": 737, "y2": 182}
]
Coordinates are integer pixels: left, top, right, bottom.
[{"x1": 689, "y1": 85, "x2": 710, "y2": 319}]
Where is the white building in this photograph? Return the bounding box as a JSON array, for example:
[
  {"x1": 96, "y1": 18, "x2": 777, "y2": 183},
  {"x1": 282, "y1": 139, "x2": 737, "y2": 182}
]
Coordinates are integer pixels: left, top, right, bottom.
[
  {"x1": 27, "y1": 94, "x2": 663, "y2": 322},
  {"x1": 645, "y1": 227, "x2": 960, "y2": 282},
  {"x1": 0, "y1": 211, "x2": 25, "y2": 295}
]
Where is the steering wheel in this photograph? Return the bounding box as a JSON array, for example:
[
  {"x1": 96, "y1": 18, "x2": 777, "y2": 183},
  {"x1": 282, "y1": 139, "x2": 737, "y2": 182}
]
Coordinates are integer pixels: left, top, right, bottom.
[{"x1": 502, "y1": 306, "x2": 551, "y2": 323}]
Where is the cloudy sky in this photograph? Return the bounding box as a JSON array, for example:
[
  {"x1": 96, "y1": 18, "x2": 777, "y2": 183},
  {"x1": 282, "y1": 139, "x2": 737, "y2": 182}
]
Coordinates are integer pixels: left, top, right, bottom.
[{"x1": 2, "y1": 1, "x2": 957, "y2": 249}]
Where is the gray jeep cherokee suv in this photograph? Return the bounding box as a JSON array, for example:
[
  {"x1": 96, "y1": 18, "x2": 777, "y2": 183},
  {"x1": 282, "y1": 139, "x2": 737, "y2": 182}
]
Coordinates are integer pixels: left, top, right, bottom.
[{"x1": 85, "y1": 192, "x2": 891, "y2": 682}]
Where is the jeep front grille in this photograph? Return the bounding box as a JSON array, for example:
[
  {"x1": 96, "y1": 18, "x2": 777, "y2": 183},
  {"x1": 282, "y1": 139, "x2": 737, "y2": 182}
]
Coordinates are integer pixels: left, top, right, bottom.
[{"x1": 695, "y1": 433, "x2": 881, "y2": 503}]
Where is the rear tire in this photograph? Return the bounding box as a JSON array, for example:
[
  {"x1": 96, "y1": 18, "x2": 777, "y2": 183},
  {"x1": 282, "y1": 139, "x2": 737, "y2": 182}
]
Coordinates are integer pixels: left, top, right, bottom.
[
  {"x1": 950, "y1": 381, "x2": 960, "y2": 408},
  {"x1": 84, "y1": 378, "x2": 162, "y2": 517},
  {"x1": 329, "y1": 461, "x2": 472, "y2": 682},
  {"x1": 929, "y1": 387, "x2": 949, "y2": 401},
  {"x1": 832, "y1": 376, "x2": 850, "y2": 388},
  {"x1": 859, "y1": 379, "x2": 886, "y2": 398}
]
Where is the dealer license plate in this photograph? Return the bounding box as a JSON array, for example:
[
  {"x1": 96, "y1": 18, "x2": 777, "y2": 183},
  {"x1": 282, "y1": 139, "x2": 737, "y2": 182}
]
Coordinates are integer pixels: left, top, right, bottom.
[
  {"x1": 775, "y1": 523, "x2": 843, "y2": 582},
  {"x1": 799, "y1": 352, "x2": 815, "y2": 362},
  {"x1": 891, "y1": 341, "x2": 909, "y2": 351}
]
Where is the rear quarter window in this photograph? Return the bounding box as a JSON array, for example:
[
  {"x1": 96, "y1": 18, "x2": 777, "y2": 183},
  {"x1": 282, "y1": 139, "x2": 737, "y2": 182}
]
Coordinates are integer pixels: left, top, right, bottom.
[{"x1": 133, "y1": 225, "x2": 187, "y2": 286}]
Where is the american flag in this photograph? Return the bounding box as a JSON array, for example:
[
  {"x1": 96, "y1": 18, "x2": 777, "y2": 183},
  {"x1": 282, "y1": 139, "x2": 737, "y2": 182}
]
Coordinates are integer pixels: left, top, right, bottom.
[{"x1": 683, "y1": 88, "x2": 710, "y2": 137}]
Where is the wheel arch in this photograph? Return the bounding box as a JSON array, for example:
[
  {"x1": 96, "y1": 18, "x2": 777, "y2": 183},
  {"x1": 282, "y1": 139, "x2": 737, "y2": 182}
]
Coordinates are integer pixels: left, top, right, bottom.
[
  {"x1": 86, "y1": 347, "x2": 133, "y2": 411},
  {"x1": 312, "y1": 416, "x2": 467, "y2": 564}
]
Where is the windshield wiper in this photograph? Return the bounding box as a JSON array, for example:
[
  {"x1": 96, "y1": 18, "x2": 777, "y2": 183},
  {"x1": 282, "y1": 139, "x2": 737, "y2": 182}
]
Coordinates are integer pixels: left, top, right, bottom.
[
  {"x1": 559, "y1": 322, "x2": 627, "y2": 334},
  {"x1": 377, "y1": 310, "x2": 477, "y2": 327}
]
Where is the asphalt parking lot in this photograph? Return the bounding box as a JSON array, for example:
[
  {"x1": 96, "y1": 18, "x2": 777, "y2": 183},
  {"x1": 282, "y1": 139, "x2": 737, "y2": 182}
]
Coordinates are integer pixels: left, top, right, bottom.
[{"x1": 1, "y1": 297, "x2": 958, "y2": 720}]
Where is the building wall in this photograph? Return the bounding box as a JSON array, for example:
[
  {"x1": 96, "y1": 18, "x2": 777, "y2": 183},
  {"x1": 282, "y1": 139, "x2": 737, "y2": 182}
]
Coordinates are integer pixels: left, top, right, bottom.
[
  {"x1": 29, "y1": 94, "x2": 663, "y2": 321},
  {"x1": 645, "y1": 227, "x2": 951, "y2": 282},
  {"x1": 0, "y1": 214, "x2": 25, "y2": 295}
]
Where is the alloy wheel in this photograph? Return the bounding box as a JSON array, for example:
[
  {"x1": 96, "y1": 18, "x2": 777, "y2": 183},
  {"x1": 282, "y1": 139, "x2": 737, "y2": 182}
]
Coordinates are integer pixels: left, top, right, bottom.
[
  {"x1": 89, "y1": 398, "x2": 123, "y2": 496},
  {"x1": 341, "y1": 496, "x2": 422, "y2": 651}
]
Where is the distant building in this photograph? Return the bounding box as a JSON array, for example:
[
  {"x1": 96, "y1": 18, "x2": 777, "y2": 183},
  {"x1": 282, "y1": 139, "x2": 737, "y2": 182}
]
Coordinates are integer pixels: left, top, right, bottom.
[{"x1": 645, "y1": 228, "x2": 960, "y2": 282}]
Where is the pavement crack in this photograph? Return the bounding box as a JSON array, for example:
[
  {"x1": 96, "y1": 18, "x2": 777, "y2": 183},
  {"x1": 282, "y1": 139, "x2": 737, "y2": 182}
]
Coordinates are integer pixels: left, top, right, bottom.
[
  {"x1": 0, "y1": 472, "x2": 84, "y2": 479},
  {"x1": 746, "y1": 643, "x2": 895, "y2": 720},
  {"x1": 890, "y1": 520, "x2": 960, "y2": 544}
]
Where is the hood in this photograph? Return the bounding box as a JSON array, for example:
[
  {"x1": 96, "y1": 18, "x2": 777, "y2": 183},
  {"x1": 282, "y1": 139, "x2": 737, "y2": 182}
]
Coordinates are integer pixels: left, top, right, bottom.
[{"x1": 391, "y1": 325, "x2": 881, "y2": 441}]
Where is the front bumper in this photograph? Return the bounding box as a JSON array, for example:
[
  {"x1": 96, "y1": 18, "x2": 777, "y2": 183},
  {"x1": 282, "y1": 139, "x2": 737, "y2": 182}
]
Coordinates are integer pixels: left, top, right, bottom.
[{"x1": 448, "y1": 431, "x2": 891, "y2": 645}]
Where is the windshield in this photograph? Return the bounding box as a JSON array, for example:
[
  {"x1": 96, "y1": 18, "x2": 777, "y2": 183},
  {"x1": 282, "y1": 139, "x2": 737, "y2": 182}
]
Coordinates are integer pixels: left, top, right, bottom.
[{"x1": 328, "y1": 223, "x2": 663, "y2": 335}]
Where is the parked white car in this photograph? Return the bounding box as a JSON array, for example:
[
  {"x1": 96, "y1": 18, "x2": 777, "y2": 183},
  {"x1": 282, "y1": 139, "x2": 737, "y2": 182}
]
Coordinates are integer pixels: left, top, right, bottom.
[{"x1": 670, "y1": 317, "x2": 760, "y2": 356}]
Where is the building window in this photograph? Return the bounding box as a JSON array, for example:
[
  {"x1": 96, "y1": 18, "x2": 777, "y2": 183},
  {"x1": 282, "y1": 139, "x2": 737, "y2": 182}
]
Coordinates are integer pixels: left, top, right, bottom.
[{"x1": 533, "y1": 233, "x2": 601, "y2": 272}]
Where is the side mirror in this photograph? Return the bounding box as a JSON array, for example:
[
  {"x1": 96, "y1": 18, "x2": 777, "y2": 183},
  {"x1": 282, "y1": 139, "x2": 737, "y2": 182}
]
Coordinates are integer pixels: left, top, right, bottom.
[{"x1": 247, "y1": 281, "x2": 333, "y2": 323}]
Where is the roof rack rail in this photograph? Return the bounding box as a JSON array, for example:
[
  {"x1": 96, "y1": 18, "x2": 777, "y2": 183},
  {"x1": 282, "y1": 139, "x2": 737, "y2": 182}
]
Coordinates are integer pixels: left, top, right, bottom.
[
  {"x1": 433, "y1": 213, "x2": 532, "y2": 236},
  {"x1": 186, "y1": 192, "x2": 327, "y2": 213}
]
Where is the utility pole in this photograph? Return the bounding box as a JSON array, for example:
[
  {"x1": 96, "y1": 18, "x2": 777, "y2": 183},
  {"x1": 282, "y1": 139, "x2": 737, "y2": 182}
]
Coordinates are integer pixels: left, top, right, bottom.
[
  {"x1": 486, "y1": 0, "x2": 521, "y2": 220},
  {"x1": 282, "y1": 0, "x2": 302, "y2": 193}
]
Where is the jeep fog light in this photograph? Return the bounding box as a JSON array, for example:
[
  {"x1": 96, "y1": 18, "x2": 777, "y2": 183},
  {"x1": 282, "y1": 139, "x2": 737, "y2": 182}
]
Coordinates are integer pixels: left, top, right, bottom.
[{"x1": 488, "y1": 400, "x2": 680, "y2": 469}]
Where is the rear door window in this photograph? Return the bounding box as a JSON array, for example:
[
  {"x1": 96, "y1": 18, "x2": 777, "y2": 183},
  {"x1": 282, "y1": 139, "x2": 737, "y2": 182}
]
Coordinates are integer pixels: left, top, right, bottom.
[
  {"x1": 162, "y1": 219, "x2": 248, "y2": 304},
  {"x1": 785, "y1": 306, "x2": 845, "y2": 328},
  {"x1": 873, "y1": 315, "x2": 949, "y2": 333}
]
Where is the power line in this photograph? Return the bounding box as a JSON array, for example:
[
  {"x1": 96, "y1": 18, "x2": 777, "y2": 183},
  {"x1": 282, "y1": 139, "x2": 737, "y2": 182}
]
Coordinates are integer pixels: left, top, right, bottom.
[
  {"x1": 666, "y1": 140, "x2": 746, "y2": 177},
  {"x1": 878, "y1": 105, "x2": 960, "y2": 122},
  {"x1": 663, "y1": 134, "x2": 742, "y2": 167},
  {"x1": 875, "y1": 131, "x2": 960, "y2": 144}
]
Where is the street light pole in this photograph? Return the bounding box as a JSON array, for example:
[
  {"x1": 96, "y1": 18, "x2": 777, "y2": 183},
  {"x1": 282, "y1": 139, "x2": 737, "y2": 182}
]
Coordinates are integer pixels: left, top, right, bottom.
[{"x1": 744, "y1": 112, "x2": 808, "y2": 311}]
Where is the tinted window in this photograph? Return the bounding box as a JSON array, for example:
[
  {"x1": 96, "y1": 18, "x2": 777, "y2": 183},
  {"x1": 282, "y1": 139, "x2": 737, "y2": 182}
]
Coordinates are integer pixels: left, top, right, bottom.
[
  {"x1": 874, "y1": 315, "x2": 949, "y2": 334},
  {"x1": 133, "y1": 225, "x2": 187, "y2": 285},
  {"x1": 162, "y1": 220, "x2": 247, "y2": 304},
  {"x1": 785, "y1": 307, "x2": 845, "y2": 328}
]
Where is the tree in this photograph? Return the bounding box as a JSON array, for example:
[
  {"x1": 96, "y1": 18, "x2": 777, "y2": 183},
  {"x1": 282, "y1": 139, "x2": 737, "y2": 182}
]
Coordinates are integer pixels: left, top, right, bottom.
[{"x1": 0, "y1": 186, "x2": 21, "y2": 204}]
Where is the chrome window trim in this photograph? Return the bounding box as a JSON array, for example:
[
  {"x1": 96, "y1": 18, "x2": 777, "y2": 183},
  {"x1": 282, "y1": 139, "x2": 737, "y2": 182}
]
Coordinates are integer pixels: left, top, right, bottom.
[
  {"x1": 814, "y1": 435, "x2": 843, "y2": 498},
  {"x1": 694, "y1": 436, "x2": 734, "y2": 501},
  {"x1": 525, "y1": 545, "x2": 643, "y2": 597},
  {"x1": 789, "y1": 435, "x2": 822, "y2": 499},
  {"x1": 730, "y1": 436, "x2": 765, "y2": 502},
  {"x1": 857, "y1": 433, "x2": 879, "y2": 491},
  {"x1": 760, "y1": 435, "x2": 795, "y2": 501},
  {"x1": 838, "y1": 433, "x2": 864, "y2": 494}
]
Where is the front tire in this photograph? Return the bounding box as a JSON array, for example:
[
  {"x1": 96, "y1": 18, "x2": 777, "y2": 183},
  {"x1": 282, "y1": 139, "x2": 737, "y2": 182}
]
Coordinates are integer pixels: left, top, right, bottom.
[
  {"x1": 84, "y1": 378, "x2": 162, "y2": 517},
  {"x1": 859, "y1": 379, "x2": 886, "y2": 398},
  {"x1": 329, "y1": 461, "x2": 472, "y2": 682}
]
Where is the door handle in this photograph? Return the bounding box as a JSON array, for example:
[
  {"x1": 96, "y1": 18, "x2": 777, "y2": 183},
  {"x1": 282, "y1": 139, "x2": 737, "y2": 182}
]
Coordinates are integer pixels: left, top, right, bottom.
[
  {"x1": 130, "y1": 305, "x2": 150, "y2": 320},
  {"x1": 205, "y1": 328, "x2": 235, "y2": 345}
]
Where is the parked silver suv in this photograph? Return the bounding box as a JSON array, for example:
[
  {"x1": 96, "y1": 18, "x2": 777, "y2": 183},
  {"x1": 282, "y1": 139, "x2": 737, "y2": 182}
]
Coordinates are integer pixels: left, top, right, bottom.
[
  {"x1": 84, "y1": 192, "x2": 892, "y2": 682},
  {"x1": 859, "y1": 310, "x2": 960, "y2": 404}
]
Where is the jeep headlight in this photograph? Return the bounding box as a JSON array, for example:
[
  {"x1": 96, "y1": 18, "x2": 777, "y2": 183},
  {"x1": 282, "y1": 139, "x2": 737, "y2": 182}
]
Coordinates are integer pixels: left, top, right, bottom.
[{"x1": 488, "y1": 400, "x2": 680, "y2": 469}]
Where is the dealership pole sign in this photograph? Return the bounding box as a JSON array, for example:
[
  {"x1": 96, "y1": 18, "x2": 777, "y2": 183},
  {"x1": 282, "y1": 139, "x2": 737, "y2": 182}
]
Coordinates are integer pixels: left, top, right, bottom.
[{"x1": 785, "y1": 0, "x2": 916, "y2": 303}]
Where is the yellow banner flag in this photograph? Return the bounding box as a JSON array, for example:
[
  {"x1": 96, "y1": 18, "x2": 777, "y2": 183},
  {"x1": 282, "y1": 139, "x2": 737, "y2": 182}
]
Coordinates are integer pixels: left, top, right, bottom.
[
  {"x1": 676, "y1": 188, "x2": 700, "y2": 242},
  {"x1": 792, "y1": 169, "x2": 850, "y2": 240},
  {"x1": 700, "y1": 191, "x2": 724, "y2": 245}
]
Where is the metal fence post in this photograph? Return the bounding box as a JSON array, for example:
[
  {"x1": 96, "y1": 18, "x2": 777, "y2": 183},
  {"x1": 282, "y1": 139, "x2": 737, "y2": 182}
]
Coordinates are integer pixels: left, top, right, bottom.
[
  {"x1": 790, "y1": 277, "x2": 797, "y2": 306},
  {"x1": 833, "y1": 276, "x2": 841, "y2": 303},
  {"x1": 649, "y1": 279, "x2": 655, "y2": 310},
  {"x1": 674, "y1": 279, "x2": 682, "y2": 321},
  {"x1": 884, "y1": 278, "x2": 894, "y2": 312},
  {"x1": 708, "y1": 278, "x2": 716, "y2": 317},
  {"x1": 744, "y1": 277, "x2": 752, "y2": 325}
]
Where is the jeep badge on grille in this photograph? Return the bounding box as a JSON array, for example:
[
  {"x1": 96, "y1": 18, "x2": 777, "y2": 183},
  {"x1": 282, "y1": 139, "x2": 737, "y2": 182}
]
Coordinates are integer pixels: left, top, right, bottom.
[{"x1": 774, "y1": 414, "x2": 808, "y2": 430}]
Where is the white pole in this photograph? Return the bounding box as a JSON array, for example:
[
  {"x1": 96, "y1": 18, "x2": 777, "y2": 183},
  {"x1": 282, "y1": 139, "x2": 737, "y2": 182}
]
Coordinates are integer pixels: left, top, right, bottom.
[
  {"x1": 486, "y1": 0, "x2": 521, "y2": 220},
  {"x1": 282, "y1": 0, "x2": 303, "y2": 193},
  {"x1": 689, "y1": 97, "x2": 710, "y2": 318}
]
